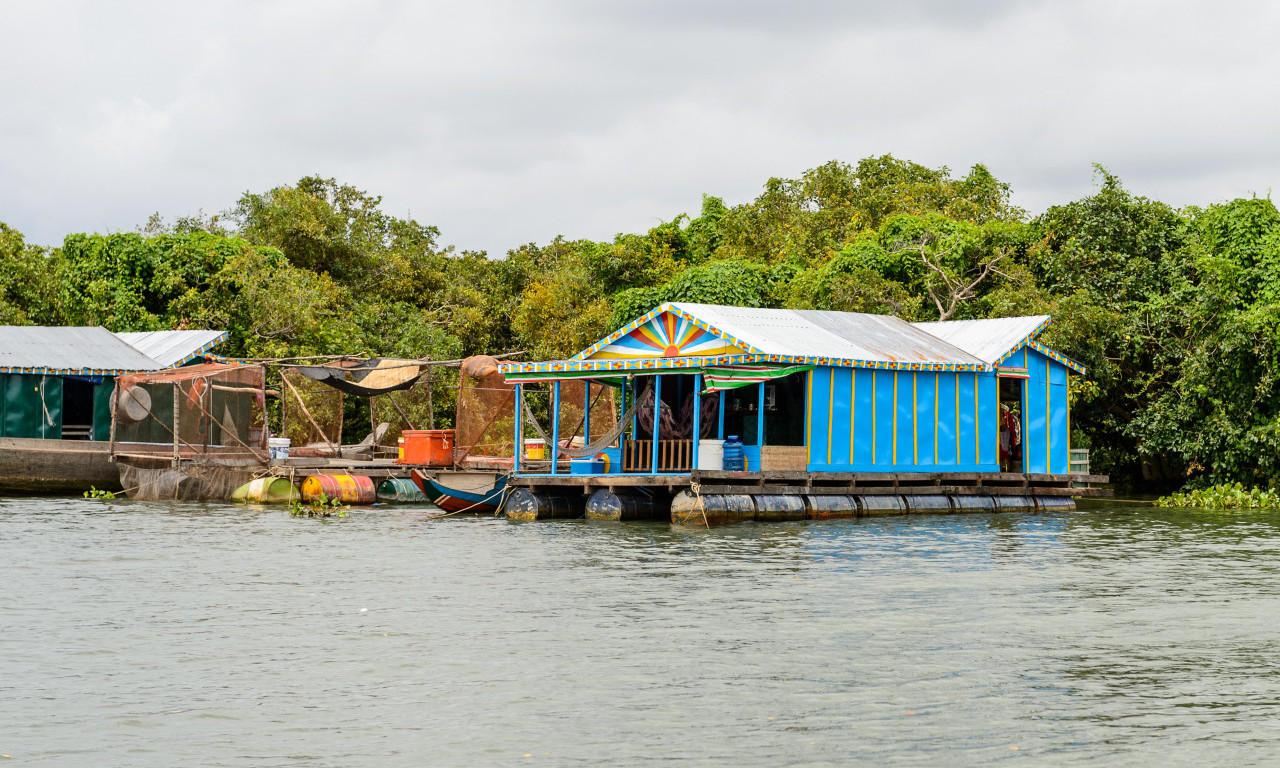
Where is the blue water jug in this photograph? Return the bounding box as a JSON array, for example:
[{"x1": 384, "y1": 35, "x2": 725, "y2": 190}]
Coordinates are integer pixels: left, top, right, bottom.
[{"x1": 722, "y1": 435, "x2": 746, "y2": 471}]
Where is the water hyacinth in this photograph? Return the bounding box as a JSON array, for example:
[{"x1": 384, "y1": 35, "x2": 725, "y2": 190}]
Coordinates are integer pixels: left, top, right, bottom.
[{"x1": 1154, "y1": 483, "x2": 1280, "y2": 510}]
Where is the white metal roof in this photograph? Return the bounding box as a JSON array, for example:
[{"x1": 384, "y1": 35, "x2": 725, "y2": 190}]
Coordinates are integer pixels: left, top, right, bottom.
[
  {"x1": 116, "y1": 330, "x2": 228, "y2": 368},
  {"x1": 0, "y1": 327, "x2": 163, "y2": 373},
  {"x1": 911, "y1": 316, "x2": 1050, "y2": 365},
  {"x1": 668, "y1": 303, "x2": 990, "y2": 366}
]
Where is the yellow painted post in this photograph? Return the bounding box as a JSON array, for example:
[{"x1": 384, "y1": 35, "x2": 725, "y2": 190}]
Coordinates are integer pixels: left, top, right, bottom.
[
  {"x1": 933, "y1": 372, "x2": 939, "y2": 466},
  {"x1": 872, "y1": 371, "x2": 877, "y2": 464},
  {"x1": 973, "y1": 375, "x2": 980, "y2": 467},
  {"x1": 1046, "y1": 363, "x2": 1051, "y2": 474},
  {"x1": 1066, "y1": 371, "x2": 1071, "y2": 467}
]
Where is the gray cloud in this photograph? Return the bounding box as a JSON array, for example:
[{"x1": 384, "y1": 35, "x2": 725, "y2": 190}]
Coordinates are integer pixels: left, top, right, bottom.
[{"x1": 2, "y1": 0, "x2": 1278, "y2": 254}]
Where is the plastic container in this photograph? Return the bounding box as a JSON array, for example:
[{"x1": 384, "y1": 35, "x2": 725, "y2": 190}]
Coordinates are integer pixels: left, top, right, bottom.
[
  {"x1": 300, "y1": 474, "x2": 376, "y2": 504},
  {"x1": 268, "y1": 437, "x2": 290, "y2": 460},
  {"x1": 697, "y1": 439, "x2": 724, "y2": 470},
  {"x1": 397, "y1": 429, "x2": 455, "y2": 467},
  {"x1": 397, "y1": 437, "x2": 404, "y2": 462},
  {"x1": 524, "y1": 439, "x2": 546, "y2": 460},
  {"x1": 722, "y1": 435, "x2": 746, "y2": 471},
  {"x1": 231, "y1": 477, "x2": 299, "y2": 504}
]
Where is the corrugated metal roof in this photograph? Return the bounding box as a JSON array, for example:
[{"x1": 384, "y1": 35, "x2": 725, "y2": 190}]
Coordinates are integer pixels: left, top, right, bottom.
[
  {"x1": 0, "y1": 326, "x2": 163, "y2": 373},
  {"x1": 911, "y1": 316, "x2": 1050, "y2": 365},
  {"x1": 115, "y1": 330, "x2": 228, "y2": 368},
  {"x1": 668, "y1": 303, "x2": 990, "y2": 366}
]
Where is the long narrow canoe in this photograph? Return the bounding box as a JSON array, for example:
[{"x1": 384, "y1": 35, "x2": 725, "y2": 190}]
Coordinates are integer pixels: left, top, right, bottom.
[{"x1": 411, "y1": 469, "x2": 507, "y2": 514}]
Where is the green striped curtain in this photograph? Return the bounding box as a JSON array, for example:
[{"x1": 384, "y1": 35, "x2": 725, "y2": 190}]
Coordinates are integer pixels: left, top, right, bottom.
[{"x1": 700, "y1": 364, "x2": 814, "y2": 392}]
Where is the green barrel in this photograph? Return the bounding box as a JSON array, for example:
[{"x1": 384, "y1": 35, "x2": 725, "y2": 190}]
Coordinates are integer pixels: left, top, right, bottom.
[{"x1": 376, "y1": 477, "x2": 428, "y2": 503}]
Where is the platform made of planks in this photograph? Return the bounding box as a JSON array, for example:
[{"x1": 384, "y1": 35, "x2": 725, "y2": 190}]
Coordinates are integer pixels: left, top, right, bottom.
[{"x1": 509, "y1": 470, "x2": 1112, "y2": 498}]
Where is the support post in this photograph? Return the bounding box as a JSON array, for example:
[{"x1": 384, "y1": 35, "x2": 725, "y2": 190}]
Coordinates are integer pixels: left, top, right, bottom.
[
  {"x1": 172, "y1": 381, "x2": 181, "y2": 468},
  {"x1": 651, "y1": 375, "x2": 662, "y2": 474},
  {"x1": 583, "y1": 381, "x2": 591, "y2": 446},
  {"x1": 718, "y1": 387, "x2": 725, "y2": 440},
  {"x1": 513, "y1": 383, "x2": 522, "y2": 475},
  {"x1": 550, "y1": 381, "x2": 561, "y2": 476},
  {"x1": 757, "y1": 381, "x2": 766, "y2": 446},
  {"x1": 692, "y1": 374, "x2": 702, "y2": 470}
]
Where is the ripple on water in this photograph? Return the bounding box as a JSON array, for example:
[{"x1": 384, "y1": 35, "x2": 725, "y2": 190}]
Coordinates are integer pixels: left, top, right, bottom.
[{"x1": 3, "y1": 500, "x2": 1280, "y2": 766}]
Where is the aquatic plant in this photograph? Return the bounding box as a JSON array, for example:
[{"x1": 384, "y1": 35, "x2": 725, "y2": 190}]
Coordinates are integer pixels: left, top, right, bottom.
[
  {"x1": 1154, "y1": 483, "x2": 1280, "y2": 510},
  {"x1": 82, "y1": 487, "x2": 115, "y2": 499},
  {"x1": 289, "y1": 492, "x2": 348, "y2": 518}
]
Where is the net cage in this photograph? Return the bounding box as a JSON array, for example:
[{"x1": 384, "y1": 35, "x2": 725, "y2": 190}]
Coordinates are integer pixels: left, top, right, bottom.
[
  {"x1": 280, "y1": 368, "x2": 344, "y2": 456},
  {"x1": 454, "y1": 356, "x2": 516, "y2": 466},
  {"x1": 110, "y1": 363, "x2": 268, "y2": 461},
  {"x1": 517, "y1": 378, "x2": 618, "y2": 470},
  {"x1": 370, "y1": 380, "x2": 441, "y2": 457}
]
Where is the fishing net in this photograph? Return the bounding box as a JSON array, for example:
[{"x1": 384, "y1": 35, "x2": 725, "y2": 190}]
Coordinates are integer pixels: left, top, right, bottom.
[
  {"x1": 371, "y1": 381, "x2": 438, "y2": 453},
  {"x1": 454, "y1": 355, "x2": 516, "y2": 464},
  {"x1": 280, "y1": 368, "x2": 343, "y2": 456},
  {"x1": 111, "y1": 363, "x2": 267, "y2": 461}
]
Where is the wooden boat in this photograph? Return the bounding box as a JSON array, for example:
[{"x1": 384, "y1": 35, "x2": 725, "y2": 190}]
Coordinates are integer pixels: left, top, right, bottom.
[
  {"x1": 411, "y1": 469, "x2": 507, "y2": 513},
  {"x1": 0, "y1": 438, "x2": 121, "y2": 494}
]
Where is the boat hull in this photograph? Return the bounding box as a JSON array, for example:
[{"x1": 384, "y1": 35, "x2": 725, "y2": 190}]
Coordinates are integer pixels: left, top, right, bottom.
[{"x1": 411, "y1": 469, "x2": 507, "y2": 513}]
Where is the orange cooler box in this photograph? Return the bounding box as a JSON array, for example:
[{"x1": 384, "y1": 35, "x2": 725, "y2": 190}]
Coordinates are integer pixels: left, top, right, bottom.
[{"x1": 397, "y1": 429, "x2": 455, "y2": 467}]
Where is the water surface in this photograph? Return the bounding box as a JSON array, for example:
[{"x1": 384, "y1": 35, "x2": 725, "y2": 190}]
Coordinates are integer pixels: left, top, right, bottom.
[{"x1": 3, "y1": 498, "x2": 1279, "y2": 766}]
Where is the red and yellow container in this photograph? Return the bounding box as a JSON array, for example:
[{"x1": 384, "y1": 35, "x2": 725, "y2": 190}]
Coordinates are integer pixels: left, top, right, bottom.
[
  {"x1": 300, "y1": 474, "x2": 376, "y2": 504},
  {"x1": 397, "y1": 429, "x2": 455, "y2": 467}
]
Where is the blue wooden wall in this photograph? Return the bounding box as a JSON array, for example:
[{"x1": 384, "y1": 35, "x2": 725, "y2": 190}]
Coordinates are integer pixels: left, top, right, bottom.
[
  {"x1": 806, "y1": 367, "x2": 1000, "y2": 472},
  {"x1": 1020, "y1": 346, "x2": 1070, "y2": 474}
]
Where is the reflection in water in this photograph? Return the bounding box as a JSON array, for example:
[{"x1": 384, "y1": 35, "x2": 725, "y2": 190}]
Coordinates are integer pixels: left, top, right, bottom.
[{"x1": 3, "y1": 498, "x2": 1280, "y2": 766}]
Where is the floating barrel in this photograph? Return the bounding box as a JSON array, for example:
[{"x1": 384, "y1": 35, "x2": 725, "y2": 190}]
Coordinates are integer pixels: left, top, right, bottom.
[
  {"x1": 670, "y1": 491, "x2": 754, "y2": 525},
  {"x1": 231, "y1": 477, "x2": 300, "y2": 504},
  {"x1": 857, "y1": 495, "x2": 908, "y2": 515},
  {"x1": 585, "y1": 489, "x2": 666, "y2": 521},
  {"x1": 901, "y1": 495, "x2": 954, "y2": 513},
  {"x1": 504, "y1": 488, "x2": 584, "y2": 521},
  {"x1": 1034, "y1": 496, "x2": 1076, "y2": 511},
  {"x1": 300, "y1": 474, "x2": 376, "y2": 504},
  {"x1": 752, "y1": 495, "x2": 807, "y2": 522},
  {"x1": 994, "y1": 495, "x2": 1036, "y2": 512},
  {"x1": 950, "y1": 495, "x2": 997, "y2": 511},
  {"x1": 377, "y1": 477, "x2": 427, "y2": 503},
  {"x1": 802, "y1": 495, "x2": 860, "y2": 520}
]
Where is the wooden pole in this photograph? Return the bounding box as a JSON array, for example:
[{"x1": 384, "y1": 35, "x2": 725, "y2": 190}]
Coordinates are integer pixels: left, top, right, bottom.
[
  {"x1": 281, "y1": 372, "x2": 336, "y2": 455},
  {"x1": 692, "y1": 374, "x2": 701, "y2": 470},
  {"x1": 426, "y1": 367, "x2": 435, "y2": 430},
  {"x1": 651, "y1": 376, "x2": 662, "y2": 474},
  {"x1": 513, "y1": 383, "x2": 522, "y2": 474},
  {"x1": 172, "y1": 381, "x2": 180, "y2": 467},
  {"x1": 550, "y1": 381, "x2": 561, "y2": 476}
]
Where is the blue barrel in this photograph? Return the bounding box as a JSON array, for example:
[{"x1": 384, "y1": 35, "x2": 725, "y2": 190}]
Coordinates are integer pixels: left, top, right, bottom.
[{"x1": 722, "y1": 435, "x2": 746, "y2": 471}]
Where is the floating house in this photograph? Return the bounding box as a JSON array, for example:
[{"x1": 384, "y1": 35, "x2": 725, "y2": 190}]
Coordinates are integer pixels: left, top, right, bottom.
[
  {"x1": 0, "y1": 327, "x2": 226, "y2": 492},
  {"x1": 499, "y1": 303, "x2": 1086, "y2": 479}
]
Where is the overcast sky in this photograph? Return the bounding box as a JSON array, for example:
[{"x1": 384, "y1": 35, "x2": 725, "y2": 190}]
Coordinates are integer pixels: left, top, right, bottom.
[{"x1": 2, "y1": 0, "x2": 1278, "y2": 255}]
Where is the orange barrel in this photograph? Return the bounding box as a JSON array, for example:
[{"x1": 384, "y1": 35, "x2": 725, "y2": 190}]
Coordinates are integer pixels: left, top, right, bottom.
[
  {"x1": 300, "y1": 474, "x2": 376, "y2": 504},
  {"x1": 397, "y1": 429, "x2": 455, "y2": 467}
]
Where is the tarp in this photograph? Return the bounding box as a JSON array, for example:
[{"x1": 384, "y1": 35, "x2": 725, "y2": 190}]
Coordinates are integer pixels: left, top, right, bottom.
[
  {"x1": 293, "y1": 358, "x2": 425, "y2": 396},
  {"x1": 700, "y1": 364, "x2": 815, "y2": 393}
]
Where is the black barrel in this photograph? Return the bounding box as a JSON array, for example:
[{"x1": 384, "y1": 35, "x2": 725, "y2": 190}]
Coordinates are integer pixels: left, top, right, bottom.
[
  {"x1": 994, "y1": 495, "x2": 1036, "y2": 512},
  {"x1": 752, "y1": 495, "x2": 807, "y2": 522},
  {"x1": 586, "y1": 489, "x2": 667, "y2": 521},
  {"x1": 670, "y1": 491, "x2": 755, "y2": 525},
  {"x1": 950, "y1": 495, "x2": 997, "y2": 511},
  {"x1": 1033, "y1": 496, "x2": 1076, "y2": 511},
  {"x1": 504, "y1": 488, "x2": 584, "y2": 521},
  {"x1": 857, "y1": 494, "x2": 908, "y2": 516},
  {"x1": 901, "y1": 495, "x2": 954, "y2": 513},
  {"x1": 802, "y1": 495, "x2": 860, "y2": 519}
]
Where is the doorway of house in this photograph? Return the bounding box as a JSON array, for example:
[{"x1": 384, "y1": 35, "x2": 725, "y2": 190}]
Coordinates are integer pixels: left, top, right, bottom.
[
  {"x1": 61, "y1": 378, "x2": 96, "y2": 440},
  {"x1": 998, "y1": 377, "x2": 1024, "y2": 472}
]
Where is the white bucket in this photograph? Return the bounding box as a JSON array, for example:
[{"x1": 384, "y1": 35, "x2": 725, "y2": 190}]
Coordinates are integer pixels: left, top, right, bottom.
[
  {"x1": 268, "y1": 437, "x2": 291, "y2": 460},
  {"x1": 697, "y1": 439, "x2": 724, "y2": 471}
]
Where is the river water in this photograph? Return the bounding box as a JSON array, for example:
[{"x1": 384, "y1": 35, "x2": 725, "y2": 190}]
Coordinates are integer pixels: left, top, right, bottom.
[{"x1": 3, "y1": 498, "x2": 1280, "y2": 767}]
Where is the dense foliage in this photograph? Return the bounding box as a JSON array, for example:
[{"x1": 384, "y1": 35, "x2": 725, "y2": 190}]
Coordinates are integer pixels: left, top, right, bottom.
[
  {"x1": 5, "y1": 158, "x2": 1280, "y2": 492},
  {"x1": 1154, "y1": 483, "x2": 1280, "y2": 510}
]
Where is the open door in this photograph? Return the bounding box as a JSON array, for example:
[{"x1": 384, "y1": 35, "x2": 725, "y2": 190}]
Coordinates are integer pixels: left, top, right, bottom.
[{"x1": 998, "y1": 376, "x2": 1024, "y2": 473}]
